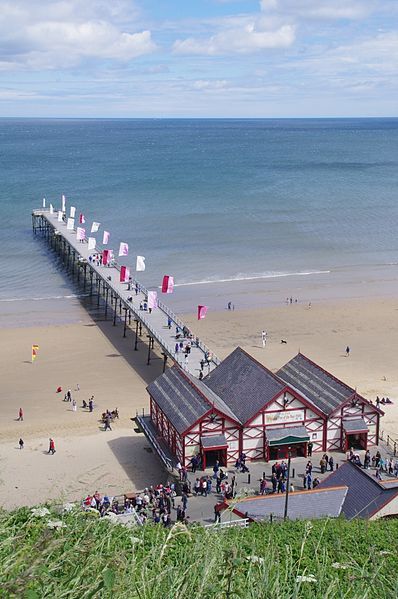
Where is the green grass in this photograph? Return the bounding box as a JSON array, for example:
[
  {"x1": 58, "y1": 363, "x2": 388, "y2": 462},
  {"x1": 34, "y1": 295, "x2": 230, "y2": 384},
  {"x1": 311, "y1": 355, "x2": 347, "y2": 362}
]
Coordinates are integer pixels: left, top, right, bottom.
[{"x1": 1, "y1": 506, "x2": 398, "y2": 598}]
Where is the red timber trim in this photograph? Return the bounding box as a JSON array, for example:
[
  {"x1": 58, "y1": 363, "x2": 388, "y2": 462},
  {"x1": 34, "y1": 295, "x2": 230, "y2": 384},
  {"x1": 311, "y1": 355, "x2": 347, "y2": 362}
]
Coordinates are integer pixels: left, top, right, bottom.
[
  {"x1": 329, "y1": 392, "x2": 384, "y2": 419},
  {"x1": 322, "y1": 419, "x2": 327, "y2": 452},
  {"x1": 376, "y1": 413, "x2": 380, "y2": 445},
  {"x1": 243, "y1": 384, "x2": 326, "y2": 428}
]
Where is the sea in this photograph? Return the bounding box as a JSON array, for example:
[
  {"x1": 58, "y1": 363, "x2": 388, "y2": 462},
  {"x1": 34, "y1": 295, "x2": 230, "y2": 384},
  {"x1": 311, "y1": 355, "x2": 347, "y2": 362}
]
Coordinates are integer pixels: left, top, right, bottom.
[{"x1": 1, "y1": 118, "x2": 398, "y2": 326}]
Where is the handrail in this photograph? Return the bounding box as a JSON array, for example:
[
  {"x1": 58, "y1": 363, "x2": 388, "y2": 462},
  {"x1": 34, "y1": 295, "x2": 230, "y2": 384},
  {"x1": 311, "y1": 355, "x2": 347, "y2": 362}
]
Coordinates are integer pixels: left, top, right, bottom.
[{"x1": 136, "y1": 415, "x2": 173, "y2": 470}]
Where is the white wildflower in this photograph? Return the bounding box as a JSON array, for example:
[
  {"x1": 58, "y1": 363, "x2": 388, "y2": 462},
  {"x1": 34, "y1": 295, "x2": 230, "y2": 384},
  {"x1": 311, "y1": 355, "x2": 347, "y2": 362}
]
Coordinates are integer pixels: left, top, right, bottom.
[
  {"x1": 62, "y1": 502, "x2": 75, "y2": 513},
  {"x1": 246, "y1": 555, "x2": 264, "y2": 564},
  {"x1": 332, "y1": 562, "x2": 350, "y2": 570},
  {"x1": 47, "y1": 520, "x2": 66, "y2": 529},
  {"x1": 130, "y1": 536, "x2": 143, "y2": 545},
  {"x1": 379, "y1": 550, "x2": 393, "y2": 556},
  {"x1": 31, "y1": 507, "x2": 50, "y2": 517},
  {"x1": 296, "y1": 574, "x2": 317, "y2": 583},
  {"x1": 104, "y1": 512, "x2": 119, "y2": 524},
  {"x1": 305, "y1": 521, "x2": 313, "y2": 533}
]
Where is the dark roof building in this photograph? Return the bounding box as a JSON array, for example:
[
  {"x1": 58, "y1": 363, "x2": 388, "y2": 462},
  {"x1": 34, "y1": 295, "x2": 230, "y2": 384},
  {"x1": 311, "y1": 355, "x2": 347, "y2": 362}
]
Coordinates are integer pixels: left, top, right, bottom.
[
  {"x1": 230, "y1": 487, "x2": 348, "y2": 521},
  {"x1": 205, "y1": 347, "x2": 285, "y2": 424},
  {"x1": 318, "y1": 461, "x2": 398, "y2": 519},
  {"x1": 277, "y1": 353, "x2": 362, "y2": 416}
]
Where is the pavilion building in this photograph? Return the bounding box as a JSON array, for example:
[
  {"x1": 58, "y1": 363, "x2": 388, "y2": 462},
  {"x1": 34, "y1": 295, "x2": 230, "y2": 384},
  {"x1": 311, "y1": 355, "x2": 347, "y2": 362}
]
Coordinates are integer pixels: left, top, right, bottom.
[{"x1": 144, "y1": 347, "x2": 383, "y2": 468}]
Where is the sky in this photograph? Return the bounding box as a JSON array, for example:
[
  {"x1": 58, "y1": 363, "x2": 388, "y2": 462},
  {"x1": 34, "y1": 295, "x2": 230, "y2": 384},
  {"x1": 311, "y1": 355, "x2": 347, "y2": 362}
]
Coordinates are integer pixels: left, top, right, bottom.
[{"x1": 0, "y1": 0, "x2": 397, "y2": 117}]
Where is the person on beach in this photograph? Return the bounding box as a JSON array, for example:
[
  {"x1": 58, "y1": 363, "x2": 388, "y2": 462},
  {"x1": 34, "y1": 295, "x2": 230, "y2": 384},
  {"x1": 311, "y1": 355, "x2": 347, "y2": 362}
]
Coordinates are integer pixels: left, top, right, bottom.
[
  {"x1": 17, "y1": 408, "x2": 23, "y2": 421},
  {"x1": 72, "y1": 399, "x2": 77, "y2": 412},
  {"x1": 48, "y1": 438, "x2": 56, "y2": 454},
  {"x1": 104, "y1": 416, "x2": 112, "y2": 431},
  {"x1": 89, "y1": 397, "x2": 94, "y2": 412},
  {"x1": 67, "y1": 389, "x2": 72, "y2": 401},
  {"x1": 261, "y1": 330, "x2": 267, "y2": 348},
  {"x1": 19, "y1": 438, "x2": 24, "y2": 450},
  {"x1": 346, "y1": 346, "x2": 350, "y2": 357}
]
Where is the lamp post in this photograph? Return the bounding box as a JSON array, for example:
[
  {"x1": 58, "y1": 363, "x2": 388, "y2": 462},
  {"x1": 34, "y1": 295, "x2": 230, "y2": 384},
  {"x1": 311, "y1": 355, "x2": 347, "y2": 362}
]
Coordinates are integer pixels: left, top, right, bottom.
[{"x1": 283, "y1": 446, "x2": 292, "y2": 521}]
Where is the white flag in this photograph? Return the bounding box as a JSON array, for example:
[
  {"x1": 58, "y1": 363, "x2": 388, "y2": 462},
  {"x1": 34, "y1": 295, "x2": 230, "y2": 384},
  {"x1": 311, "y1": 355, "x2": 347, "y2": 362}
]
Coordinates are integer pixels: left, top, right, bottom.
[
  {"x1": 61, "y1": 194, "x2": 66, "y2": 213},
  {"x1": 91, "y1": 222, "x2": 100, "y2": 233},
  {"x1": 49, "y1": 204, "x2": 54, "y2": 214},
  {"x1": 119, "y1": 242, "x2": 129, "y2": 257},
  {"x1": 58, "y1": 211, "x2": 63, "y2": 222},
  {"x1": 136, "y1": 256, "x2": 146, "y2": 271},
  {"x1": 103, "y1": 231, "x2": 110, "y2": 245},
  {"x1": 88, "y1": 237, "x2": 96, "y2": 250},
  {"x1": 42, "y1": 198, "x2": 46, "y2": 208},
  {"x1": 67, "y1": 218, "x2": 74, "y2": 230},
  {"x1": 70, "y1": 206, "x2": 76, "y2": 218}
]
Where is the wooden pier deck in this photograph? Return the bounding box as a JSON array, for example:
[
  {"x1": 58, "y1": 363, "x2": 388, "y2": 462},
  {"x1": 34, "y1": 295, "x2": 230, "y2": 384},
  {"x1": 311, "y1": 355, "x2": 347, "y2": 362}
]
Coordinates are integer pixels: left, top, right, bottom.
[{"x1": 32, "y1": 209, "x2": 220, "y2": 377}]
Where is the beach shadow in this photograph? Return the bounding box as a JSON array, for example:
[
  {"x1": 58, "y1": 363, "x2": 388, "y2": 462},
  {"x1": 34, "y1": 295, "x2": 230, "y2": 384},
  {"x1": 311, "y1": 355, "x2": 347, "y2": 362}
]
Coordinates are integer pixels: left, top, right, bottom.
[
  {"x1": 106, "y1": 353, "x2": 122, "y2": 358},
  {"x1": 108, "y1": 436, "x2": 169, "y2": 490},
  {"x1": 22, "y1": 361, "x2": 32, "y2": 364}
]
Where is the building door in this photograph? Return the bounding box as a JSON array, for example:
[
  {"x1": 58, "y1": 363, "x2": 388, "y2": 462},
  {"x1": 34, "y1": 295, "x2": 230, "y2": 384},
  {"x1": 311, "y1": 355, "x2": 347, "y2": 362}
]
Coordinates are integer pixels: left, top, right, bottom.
[
  {"x1": 203, "y1": 448, "x2": 227, "y2": 469},
  {"x1": 346, "y1": 432, "x2": 367, "y2": 451},
  {"x1": 269, "y1": 442, "x2": 307, "y2": 461}
]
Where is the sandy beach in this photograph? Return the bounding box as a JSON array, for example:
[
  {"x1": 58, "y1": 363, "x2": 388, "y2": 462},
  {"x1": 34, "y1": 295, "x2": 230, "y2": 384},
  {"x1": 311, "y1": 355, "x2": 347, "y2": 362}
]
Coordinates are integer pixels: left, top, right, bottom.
[{"x1": 1, "y1": 294, "x2": 398, "y2": 509}]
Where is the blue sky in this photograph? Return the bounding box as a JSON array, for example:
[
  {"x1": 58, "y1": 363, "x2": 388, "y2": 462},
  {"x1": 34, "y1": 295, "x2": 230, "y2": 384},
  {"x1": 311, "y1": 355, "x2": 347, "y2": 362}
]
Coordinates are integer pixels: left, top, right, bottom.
[{"x1": 0, "y1": 0, "x2": 397, "y2": 117}]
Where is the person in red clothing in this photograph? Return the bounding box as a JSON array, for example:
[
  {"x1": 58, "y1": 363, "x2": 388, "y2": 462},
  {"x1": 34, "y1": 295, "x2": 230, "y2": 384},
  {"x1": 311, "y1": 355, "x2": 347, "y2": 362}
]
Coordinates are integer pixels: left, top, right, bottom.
[
  {"x1": 48, "y1": 438, "x2": 56, "y2": 454},
  {"x1": 17, "y1": 408, "x2": 23, "y2": 421}
]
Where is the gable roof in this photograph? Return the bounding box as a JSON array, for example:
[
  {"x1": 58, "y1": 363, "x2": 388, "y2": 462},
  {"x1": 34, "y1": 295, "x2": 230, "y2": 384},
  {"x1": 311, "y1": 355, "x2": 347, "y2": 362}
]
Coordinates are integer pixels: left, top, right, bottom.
[
  {"x1": 204, "y1": 347, "x2": 286, "y2": 424},
  {"x1": 318, "y1": 461, "x2": 398, "y2": 519},
  {"x1": 183, "y1": 370, "x2": 240, "y2": 425},
  {"x1": 277, "y1": 353, "x2": 357, "y2": 416},
  {"x1": 232, "y1": 487, "x2": 348, "y2": 521},
  {"x1": 147, "y1": 366, "x2": 211, "y2": 434}
]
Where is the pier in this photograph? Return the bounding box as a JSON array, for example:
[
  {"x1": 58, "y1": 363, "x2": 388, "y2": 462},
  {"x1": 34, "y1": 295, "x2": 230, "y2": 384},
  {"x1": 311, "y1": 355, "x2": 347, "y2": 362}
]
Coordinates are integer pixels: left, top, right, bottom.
[{"x1": 32, "y1": 209, "x2": 220, "y2": 377}]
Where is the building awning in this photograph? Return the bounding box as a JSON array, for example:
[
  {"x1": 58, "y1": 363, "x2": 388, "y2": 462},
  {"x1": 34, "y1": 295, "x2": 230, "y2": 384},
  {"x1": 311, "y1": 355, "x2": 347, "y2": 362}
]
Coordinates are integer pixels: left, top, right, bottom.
[
  {"x1": 201, "y1": 435, "x2": 228, "y2": 450},
  {"x1": 343, "y1": 418, "x2": 369, "y2": 434},
  {"x1": 266, "y1": 426, "x2": 310, "y2": 447}
]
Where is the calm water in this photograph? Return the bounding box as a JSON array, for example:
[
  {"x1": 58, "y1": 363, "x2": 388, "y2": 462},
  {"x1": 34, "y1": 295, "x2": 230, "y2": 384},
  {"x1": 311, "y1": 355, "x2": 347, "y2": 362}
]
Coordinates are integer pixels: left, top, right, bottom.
[{"x1": 1, "y1": 118, "x2": 398, "y2": 321}]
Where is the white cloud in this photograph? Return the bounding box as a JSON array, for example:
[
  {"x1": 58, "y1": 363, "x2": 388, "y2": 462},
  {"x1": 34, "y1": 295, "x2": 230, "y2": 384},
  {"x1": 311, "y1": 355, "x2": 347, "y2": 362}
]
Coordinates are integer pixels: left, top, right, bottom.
[
  {"x1": 0, "y1": 0, "x2": 155, "y2": 70},
  {"x1": 173, "y1": 22, "x2": 295, "y2": 55},
  {"x1": 193, "y1": 79, "x2": 228, "y2": 90},
  {"x1": 260, "y1": 0, "x2": 374, "y2": 20}
]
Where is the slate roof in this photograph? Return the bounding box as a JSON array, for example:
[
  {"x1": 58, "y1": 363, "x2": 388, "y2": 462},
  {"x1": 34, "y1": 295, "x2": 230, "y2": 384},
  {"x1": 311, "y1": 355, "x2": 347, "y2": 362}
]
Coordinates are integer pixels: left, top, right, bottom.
[
  {"x1": 147, "y1": 366, "x2": 210, "y2": 434},
  {"x1": 201, "y1": 435, "x2": 228, "y2": 449},
  {"x1": 266, "y1": 426, "x2": 309, "y2": 442},
  {"x1": 184, "y1": 371, "x2": 239, "y2": 424},
  {"x1": 277, "y1": 353, "x2": 356, "y2": 416},
  {"x1": 318, "y1": 461, "x2": 398, "y2": 519},
  {"x1": 232, "y1": 487, "x2": 348, "y2": 521},
  {"x1": 204, "y1": 347, "x2": 286, "y2": 424},
  {"x1": 343, "y1": 418, "x2": 368, "y2": 433}
]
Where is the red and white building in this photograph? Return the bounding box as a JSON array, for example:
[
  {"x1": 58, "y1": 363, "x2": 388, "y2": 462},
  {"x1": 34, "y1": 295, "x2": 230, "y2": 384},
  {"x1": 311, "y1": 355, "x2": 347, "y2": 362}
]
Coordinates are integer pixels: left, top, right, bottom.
[{"x1": 145, "y1": 348, "x2": 383, "y2": 468}]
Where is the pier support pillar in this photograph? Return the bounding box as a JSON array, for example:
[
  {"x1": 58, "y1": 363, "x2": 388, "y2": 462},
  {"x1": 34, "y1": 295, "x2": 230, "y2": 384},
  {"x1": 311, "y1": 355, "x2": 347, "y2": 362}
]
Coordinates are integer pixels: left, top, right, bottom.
[
  {"x1": 134, "y1": 320, "x2": 139, "y2": 351},
  {"x1": 104, "y1": 286, "x2": 109, "y2": 320},
  {"x1": 139, "y1": 322, "x2": 142, "y2": 336},
  {"x1": 89, "y1": 270, "x2": 93, "y2": 296},
  {"x1": 113, "y1": 298, "x2": 118, "y2": 326},
  {"x1": 97, "y1": 277, "x2": 101, "y2": 307},
  {"x1": 147, "y1": 336, "x2": 152, "y2": 365},
  {"x1": 123, "y1": 307, "x2": 128, "y2": 338},
  {"x1": 128, "y1": 310, "x2": 131, "y2": 326},
  {"x1": 83, "y1": 264, "x2": 87, "y2": 292}
]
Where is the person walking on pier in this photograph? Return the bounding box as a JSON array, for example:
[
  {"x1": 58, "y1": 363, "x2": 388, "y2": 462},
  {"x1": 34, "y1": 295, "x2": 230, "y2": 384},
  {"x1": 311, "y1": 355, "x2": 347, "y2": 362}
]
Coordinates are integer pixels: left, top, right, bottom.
[{"x1": 17, "y1": 408, "x2": 24, "y2": 421}]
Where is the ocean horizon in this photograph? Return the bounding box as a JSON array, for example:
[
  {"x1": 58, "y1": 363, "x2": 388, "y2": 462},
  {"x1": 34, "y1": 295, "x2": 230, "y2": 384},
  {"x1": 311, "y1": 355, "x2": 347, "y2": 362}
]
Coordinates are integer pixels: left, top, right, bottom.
[{"x1": 1, "y1": 117, "x2": 398, "y2": 324}]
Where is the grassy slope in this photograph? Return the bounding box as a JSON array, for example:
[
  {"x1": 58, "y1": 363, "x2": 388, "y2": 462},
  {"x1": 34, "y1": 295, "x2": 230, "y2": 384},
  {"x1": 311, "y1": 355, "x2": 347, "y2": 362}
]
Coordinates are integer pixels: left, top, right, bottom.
[{"x1": 1, "y1": 507, "x2": 398, "y2": 598}]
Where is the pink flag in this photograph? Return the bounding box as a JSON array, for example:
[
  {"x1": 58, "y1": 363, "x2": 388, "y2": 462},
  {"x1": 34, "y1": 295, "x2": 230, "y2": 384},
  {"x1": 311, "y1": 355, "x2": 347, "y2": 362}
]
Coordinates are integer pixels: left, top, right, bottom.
[
  {"x1": 102, "y1": 249, "x2": 110, "y2": 266},
  {"x1": 103, "y1": 231, "x2": 110, "y2": 245},
  {"x1": 197, "y1": 305, "x2": 208, "y2": 320},
  {"x1": 76, "y1": 227, "x2": 86, "y2": 241},
  {"x1": 161, "y1": 275, "x2": 174, "y2": 294},
  {"x1": 79, "y1": 213, "x2": 85, "y2": 224},
  {"x1": 120, "y1": 265, "x2": 130, "y2": 283},
  {"x1": 119, "y1": 242, "x2": 129, "y2": 257},
  {"x1": 148, "y1": 291, "x2": 158, "y2": 310}
]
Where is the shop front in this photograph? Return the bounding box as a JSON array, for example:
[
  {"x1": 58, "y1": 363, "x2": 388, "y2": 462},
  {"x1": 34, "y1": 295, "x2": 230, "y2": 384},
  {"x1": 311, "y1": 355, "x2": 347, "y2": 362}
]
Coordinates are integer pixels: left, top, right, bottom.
[
  {"x1": 343, "y1": 418, "x2": 368, "y2": 451},
  {"x1": 265, "y1": 426, "x2": 310, "y2": 461},
  {"x1": 201, "y1": 435, "x2": 228, "y2": 469}
]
